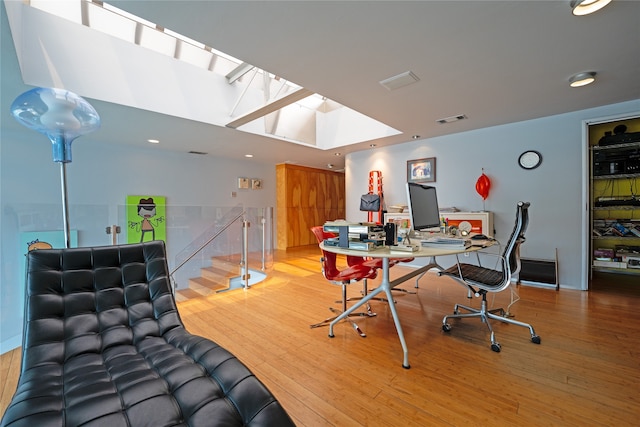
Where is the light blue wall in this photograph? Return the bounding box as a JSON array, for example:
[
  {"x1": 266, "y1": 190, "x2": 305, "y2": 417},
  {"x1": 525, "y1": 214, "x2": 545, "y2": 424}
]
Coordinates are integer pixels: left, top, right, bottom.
[
  {"x1": 346, "y1": 100, "x2": 640, "y2": 291},
  {"x1": 2, "y1": 0, "x2": 638, "y2": 352},
  {"x1": 0, "y1": 129, "x2": 276, "y2": 352},
  {"x1": 3, "y1": 101, "x2": 639, "y2": 353}
]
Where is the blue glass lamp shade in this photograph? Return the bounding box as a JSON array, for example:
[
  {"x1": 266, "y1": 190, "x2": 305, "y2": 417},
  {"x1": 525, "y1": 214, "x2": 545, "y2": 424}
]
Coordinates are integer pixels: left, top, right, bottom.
[{"x1": 11, "y1": 87, "x2": 101, "y2": 162}]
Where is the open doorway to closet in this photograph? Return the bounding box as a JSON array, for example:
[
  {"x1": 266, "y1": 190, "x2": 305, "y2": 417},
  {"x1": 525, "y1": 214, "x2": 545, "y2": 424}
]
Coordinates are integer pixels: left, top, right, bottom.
[{"x1": 586, "y1": 114, "x2": 640, "y2": 290}]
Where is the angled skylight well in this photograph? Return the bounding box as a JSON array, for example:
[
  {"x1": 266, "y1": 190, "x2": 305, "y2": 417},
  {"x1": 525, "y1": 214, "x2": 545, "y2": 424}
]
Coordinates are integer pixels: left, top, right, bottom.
[{"x1": 25, "y1": 0, "x2": 401, "y2": 150}]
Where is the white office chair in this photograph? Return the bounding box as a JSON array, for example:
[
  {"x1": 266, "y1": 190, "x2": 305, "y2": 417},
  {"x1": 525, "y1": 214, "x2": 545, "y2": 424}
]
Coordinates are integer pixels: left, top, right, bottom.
[{"x1": 438, "y1": 201, "x2": 540, "y2": 352}]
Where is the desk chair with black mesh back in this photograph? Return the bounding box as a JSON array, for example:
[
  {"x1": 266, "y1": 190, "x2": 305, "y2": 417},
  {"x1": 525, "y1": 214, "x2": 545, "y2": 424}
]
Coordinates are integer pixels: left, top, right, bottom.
[
  {"x1": 310, "y1": 226, "x2": 378, "y2": 337},
  {"x1": 438, "y1": 201, "x2": 541, "y2": 352}
]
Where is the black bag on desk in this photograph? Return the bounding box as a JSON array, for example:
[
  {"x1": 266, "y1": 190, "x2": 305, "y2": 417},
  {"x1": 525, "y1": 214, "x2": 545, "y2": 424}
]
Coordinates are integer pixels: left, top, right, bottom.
[{"x1": 360, "y1": 193, "x2": 381, "y2": 211}]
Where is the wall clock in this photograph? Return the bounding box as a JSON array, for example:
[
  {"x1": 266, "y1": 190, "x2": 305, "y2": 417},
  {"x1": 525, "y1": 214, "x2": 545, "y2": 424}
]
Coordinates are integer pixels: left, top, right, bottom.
[{"x1": 518, "y1": 150, "x2": 542, "y2": 170}]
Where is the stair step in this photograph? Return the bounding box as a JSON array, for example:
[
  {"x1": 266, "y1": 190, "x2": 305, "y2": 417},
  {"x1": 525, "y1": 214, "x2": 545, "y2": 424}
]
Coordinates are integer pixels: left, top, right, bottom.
[
  {"x1": 188, "y1": 276, "x2": 226, "y2": 290},
  {"x1": 201, "y1": 264, "x2": 239, "y2": 280},
  {"x1": 177, "y1": 255, "x2": 270, "y2": 301}
]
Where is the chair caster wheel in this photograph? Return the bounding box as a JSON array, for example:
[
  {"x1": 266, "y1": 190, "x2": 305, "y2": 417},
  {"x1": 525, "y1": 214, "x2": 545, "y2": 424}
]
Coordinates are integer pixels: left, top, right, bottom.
[
  {"x1": 531, "y1": 335, "x2": 541, "y2": 344},
  {"x1": 442, "y1": 324, "x2": 451, "y2": 332},
  {"x1": 491, "y1": 343, "x2": 501, "y2": 352},
  {"x1": 328, "y1": 333, "x2": 335, "y2": 338}
]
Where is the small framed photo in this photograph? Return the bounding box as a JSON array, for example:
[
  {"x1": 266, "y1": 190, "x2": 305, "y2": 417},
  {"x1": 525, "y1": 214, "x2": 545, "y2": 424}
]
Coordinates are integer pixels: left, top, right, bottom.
[
  {"x1": 251, "y1": 179, "x2": 263, "y2": 190},
  {"x1": 238, "y1": 177, "x2": 250, "y2": 189},
  {"x1": 407, "y1": 157, "x2": 436, "y2": 183}
]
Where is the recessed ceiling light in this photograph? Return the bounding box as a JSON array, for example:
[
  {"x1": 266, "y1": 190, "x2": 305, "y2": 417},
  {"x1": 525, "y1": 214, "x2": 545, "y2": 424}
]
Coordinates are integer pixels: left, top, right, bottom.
[
  {"x1": 334, "y1": 152, "x2": 342, "y2": 156},
  {"x1": 370, "y1": 144, "x2": 377, "y2": 148},
  {"x1": 570, "y1": 0, "x2": 612, "y2": 16},
  {"x1": 569, "y1": 71, "x2": 596, "y2": 87},
  {"x1": 412, "y1": 135, "x2": 420, "y2": 139},
  {"x1": 327, "y1": 164, "x2": 334, "y2": 169},
  {"x1": 147, "y1": 139, "x2": 160, "y2": 143},
  {"x1": 245, "y1": 154, "x2": 253, "y2": 158}
]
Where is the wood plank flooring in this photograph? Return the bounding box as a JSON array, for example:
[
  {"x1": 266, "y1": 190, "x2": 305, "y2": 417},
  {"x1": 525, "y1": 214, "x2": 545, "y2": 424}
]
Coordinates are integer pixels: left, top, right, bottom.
[{"x1": 2, "y1": 246, "x2": 639, "y2": 426}]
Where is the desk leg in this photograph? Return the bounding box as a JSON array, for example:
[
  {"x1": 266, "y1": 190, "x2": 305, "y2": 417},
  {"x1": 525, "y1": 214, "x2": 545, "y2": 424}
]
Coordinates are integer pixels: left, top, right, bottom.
[
  {"x1": 414, "y1": 256, "x2": 443, "y2": 288},
  {"x1": 329, "y1": 258, "x2": 411, "y2": 369}
]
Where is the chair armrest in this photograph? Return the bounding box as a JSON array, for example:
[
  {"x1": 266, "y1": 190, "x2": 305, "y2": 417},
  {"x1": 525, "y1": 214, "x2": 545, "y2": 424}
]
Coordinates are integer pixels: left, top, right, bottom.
[{"x1": 466, "y1": 246, "x2": 503, "y2": 270}]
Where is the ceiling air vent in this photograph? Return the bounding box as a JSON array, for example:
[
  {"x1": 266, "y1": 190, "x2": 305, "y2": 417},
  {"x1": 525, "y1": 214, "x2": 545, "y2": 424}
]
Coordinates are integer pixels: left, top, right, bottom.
[
  {"x1": 436, "y1": 114, "x2": 467, "y2": 124},
  {"x1": 188, "y1": 150, "x2": 208, "y2": 155},
  {"x1": 379, "y1": 71, "x2": 420, "y2": 91}
]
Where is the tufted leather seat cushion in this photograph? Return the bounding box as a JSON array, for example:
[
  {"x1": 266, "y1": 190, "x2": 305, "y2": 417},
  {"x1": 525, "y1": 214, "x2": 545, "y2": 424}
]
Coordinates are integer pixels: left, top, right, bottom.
[{"x1": 1, "y1": 241, "x2": 295, "y2": 427}]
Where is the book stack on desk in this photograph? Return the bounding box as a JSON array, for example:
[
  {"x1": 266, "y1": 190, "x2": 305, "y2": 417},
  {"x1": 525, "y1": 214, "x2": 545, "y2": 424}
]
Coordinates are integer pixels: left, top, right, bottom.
[
  {"x1": 420, "y1": 236, "x2": 471, "y2": 249},
  {"x1": 390, "y1": 244, "x2": 420, "y2": 252},
  {"x1": 323, "y1": 220, "x2": 386, "y2": 250},
  {"x1": 349, "y1": 241, "x2": 384, "y2": 251}
]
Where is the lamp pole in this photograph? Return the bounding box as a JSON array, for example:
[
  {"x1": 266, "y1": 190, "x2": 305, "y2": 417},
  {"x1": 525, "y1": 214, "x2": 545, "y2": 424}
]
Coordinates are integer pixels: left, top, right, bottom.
[{"x1": 59, "y1": 162, "x2": 71, "y2": 248}]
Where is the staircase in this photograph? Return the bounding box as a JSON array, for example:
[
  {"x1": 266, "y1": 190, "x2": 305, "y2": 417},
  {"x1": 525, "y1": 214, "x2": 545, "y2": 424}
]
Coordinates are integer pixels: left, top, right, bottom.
[{"x1": 175, "y1": 254, "x2": 267, "y2": 302}]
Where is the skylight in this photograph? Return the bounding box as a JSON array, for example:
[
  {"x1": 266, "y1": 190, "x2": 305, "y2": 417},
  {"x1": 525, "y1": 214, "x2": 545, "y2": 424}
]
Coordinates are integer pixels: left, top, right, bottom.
[{"x1": 24, "y1": 0, "x2": 401, "y2": 148}]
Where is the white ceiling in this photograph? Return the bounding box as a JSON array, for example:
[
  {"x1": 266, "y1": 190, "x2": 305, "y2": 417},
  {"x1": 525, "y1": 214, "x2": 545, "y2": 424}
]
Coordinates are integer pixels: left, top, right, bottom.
[{"x1": 3, "y1": 1, "x2": 640, "y2": 171}]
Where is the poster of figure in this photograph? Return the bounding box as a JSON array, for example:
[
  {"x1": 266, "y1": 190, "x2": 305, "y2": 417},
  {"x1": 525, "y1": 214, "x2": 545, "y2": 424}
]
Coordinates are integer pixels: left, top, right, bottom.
[
  {"x1": 126, "y1": 195, "x2": 166, "y2": 243},
  {"x1": 15, "y1": 230, "x2": 79, "y2": 327},
  {"x1": 21, "y1": 230, "x2": 78, "y2": 252}
]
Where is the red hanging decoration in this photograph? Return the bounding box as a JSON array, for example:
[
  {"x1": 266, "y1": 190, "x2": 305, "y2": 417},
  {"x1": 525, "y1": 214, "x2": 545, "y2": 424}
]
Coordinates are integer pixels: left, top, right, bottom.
[{"x1": 475, "y1": 171, "x2": 491, "y2": 200}]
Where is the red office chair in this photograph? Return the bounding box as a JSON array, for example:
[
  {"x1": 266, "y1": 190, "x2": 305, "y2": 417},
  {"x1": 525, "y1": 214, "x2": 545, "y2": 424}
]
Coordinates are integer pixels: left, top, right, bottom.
[
  {"x1": 310, "y1": 226, "x2": 415, "y2": 304},
  {"x1": 310, "y1": 226, "x2": 378, "y2": 336},
  {"x1": 311, "y1": 226, "x2": 381, "y2": 312}
]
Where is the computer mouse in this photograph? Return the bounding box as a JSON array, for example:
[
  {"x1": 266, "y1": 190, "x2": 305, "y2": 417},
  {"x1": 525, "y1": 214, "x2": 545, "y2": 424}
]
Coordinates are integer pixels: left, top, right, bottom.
[{"x1": 470, "y1": 234, "x2": 489, "y2": 240}]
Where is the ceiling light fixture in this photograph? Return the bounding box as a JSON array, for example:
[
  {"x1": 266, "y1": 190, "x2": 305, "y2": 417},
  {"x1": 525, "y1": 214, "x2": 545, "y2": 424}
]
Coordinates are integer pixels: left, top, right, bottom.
[
  {"x1": 327, "y1": 164, "x2": 334, "y2": 169},
  {"x1": 245, "y1": 154, "x2": 253, "y2": 158},
  {"x1": 370, "y1": 144, "x2": 377, "y2": 148},
  {"x1": 569, "y1": 71, "x2": 597, "y2": 87},
  {"x1": 570, "y1": 0, "x2": 612, "y2": 16},
  {"x1": 412, "y1": 135, "x2": 420, "y2": 139},
  {"x1": 334, "y1": 152, "x2": 342, "y2": 156},
  {"x1": 148, "y1": 139, "x2": 159, "y2": 143}
]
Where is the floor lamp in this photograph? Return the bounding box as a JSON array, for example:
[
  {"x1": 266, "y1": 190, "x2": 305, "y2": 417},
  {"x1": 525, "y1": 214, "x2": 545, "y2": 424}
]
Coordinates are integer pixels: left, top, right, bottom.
[{"x1": 11, "y1": 87, "x2": 101, "y2": 249}]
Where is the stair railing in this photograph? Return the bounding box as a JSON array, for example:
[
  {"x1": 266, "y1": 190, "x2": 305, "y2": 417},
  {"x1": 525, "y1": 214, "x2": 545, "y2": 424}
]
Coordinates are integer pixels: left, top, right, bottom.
[{"x1": 169, "y1": 210, "x2": 246, "y2": 294}]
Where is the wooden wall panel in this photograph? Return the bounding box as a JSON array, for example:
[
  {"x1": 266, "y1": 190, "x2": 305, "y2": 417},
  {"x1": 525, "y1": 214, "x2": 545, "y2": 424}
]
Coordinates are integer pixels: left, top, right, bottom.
[{"x1": 276, "y1": 164, "x2": 345, "y2": 249}]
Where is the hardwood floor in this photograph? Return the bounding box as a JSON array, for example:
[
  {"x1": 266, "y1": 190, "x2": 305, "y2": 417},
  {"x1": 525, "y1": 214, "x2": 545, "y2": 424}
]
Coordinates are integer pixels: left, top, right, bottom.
[{"x1": 2, "y1": 246, "x2": 639, "y2": 426}]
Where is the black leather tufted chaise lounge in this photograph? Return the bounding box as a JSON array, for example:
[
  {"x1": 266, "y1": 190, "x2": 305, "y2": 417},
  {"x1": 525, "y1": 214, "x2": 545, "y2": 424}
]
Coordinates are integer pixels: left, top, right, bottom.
[{"x1": 0, "y1": 241, "x2": 295, "y2": 427}]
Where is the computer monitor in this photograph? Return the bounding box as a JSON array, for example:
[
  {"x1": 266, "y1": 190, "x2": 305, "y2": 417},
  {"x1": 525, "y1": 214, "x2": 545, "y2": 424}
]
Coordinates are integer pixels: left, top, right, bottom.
[{"x1": 406, "y1": 182, "x2": 441, "y2": 233}]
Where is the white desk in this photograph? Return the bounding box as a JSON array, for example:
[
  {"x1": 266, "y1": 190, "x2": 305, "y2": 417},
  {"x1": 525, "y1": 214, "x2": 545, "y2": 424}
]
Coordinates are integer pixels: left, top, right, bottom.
[
  {"x1": 385, "y1": 211, "x2": 494, "y2": 236},
  {"x1": 320, "y1": 242, "x2": 488, "y2": 368}
]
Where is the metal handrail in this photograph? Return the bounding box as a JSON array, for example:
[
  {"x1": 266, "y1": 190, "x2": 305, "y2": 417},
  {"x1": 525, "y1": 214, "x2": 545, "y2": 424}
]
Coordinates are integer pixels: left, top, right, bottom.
[{"x1": 169, "y1": 210, "x2": 245, "y2": 293}]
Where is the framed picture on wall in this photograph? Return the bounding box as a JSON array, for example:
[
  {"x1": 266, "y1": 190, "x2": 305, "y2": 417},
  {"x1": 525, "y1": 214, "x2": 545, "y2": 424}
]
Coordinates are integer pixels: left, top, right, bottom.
[
  {"x1": 238, "y1": 177, "x2": 250, "y2": 189},
  {"x1": 251, "y1": 179, "x2": 263, "y2": 190},
  {"x1": 407, "y1": 157, "x2": 436, "y2": 183}
]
